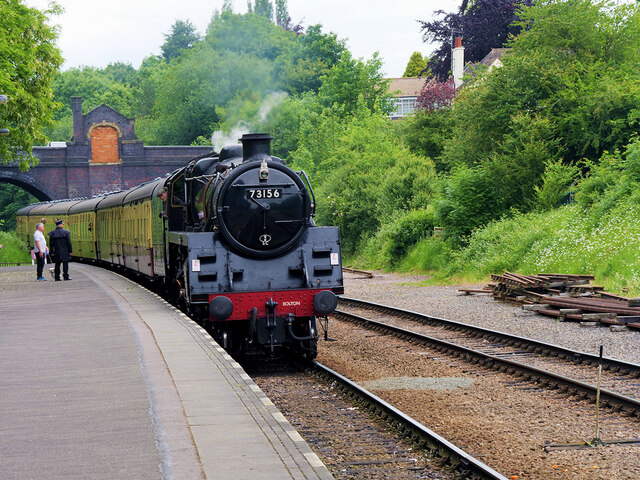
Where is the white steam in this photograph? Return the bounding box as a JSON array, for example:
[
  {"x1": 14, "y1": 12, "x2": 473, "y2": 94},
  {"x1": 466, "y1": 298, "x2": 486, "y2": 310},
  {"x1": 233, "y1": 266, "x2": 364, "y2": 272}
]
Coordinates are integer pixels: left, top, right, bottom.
[
  {"x1": 210, "y1": 91, "x2": 289, "y2": 152},
  {"x1": 211, "y1": 123, "x2": 250, "y2": 152}
]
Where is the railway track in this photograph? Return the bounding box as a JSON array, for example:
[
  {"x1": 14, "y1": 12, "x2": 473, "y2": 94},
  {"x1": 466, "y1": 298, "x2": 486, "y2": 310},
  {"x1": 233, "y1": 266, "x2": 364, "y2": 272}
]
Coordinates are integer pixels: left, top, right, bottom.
[
  {"x1": 245, "y1": 358, "x2": 506, "y2": 480},
  {"x1": 310, "y1": 361, "x2": 508, "y2": 480},
  {"x1": 317, "y1": 298, "x2": 640, "y2": 478},
  {"x1": 337, "y1": 297, "x2": 640, "y2": 417}
]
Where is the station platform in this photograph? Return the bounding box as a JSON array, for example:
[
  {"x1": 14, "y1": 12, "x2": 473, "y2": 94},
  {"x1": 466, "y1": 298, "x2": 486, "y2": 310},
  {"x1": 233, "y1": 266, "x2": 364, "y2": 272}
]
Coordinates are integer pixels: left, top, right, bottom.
[{"x1": 0, "y1": 263, "x2": 333, "y2": 480}]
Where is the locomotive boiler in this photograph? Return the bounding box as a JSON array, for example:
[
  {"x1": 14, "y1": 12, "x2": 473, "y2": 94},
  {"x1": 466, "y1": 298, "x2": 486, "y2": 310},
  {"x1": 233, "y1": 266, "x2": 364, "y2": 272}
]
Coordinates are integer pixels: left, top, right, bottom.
[{"x1": 17, "y1": 134, "x2": 343, "y2": 359}]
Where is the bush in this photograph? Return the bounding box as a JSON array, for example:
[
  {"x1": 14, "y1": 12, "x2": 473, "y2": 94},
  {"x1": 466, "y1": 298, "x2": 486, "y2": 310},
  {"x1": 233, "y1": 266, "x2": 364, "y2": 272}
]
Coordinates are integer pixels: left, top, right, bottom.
[
  {"x1": 382, "y1": 208, "x2": 436, "y2": 260},
  {"x1": 435, "y1": 165, "x2": 508, "y2": 241},
  {"x1": 533, "y1": 158, "x2": 580, "y2": 211},
  {"x1": 398, "y1": 236, "x2": 453, "y2": 274},
  {"x1": 0, "y1": 230, "x2": 31, "y2": 264},
  {"x1": 359, "y1": 207, "x2": 437, "y2": 268}
]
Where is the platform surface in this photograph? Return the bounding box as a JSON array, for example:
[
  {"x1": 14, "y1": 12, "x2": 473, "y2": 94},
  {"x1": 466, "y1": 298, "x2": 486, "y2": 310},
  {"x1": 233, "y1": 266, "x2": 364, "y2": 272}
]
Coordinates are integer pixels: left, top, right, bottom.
[{"x1": 0, "y1": 264, "x2": 332, "y2": 480}]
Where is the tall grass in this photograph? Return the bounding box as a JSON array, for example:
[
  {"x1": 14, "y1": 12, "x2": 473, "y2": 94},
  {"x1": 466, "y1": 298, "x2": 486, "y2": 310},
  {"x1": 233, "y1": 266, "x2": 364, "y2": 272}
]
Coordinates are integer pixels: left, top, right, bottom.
[{"x1": 398, "y1": 201, "x2": 640, "y2": 295}]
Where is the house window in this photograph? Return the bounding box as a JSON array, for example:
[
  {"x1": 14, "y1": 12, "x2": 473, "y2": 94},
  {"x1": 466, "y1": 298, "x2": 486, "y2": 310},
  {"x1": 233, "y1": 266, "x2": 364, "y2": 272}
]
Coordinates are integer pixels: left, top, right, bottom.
[{"x1": 391, "y1": 97, "x2": 417, "y2": 117}]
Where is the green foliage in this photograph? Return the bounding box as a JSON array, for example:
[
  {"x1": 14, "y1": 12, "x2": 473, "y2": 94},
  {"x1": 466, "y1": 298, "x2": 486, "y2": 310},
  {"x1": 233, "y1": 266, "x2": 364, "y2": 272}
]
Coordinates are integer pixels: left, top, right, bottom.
[
  {"x1": 379, "y1": 155, "x2": 436, "y2": 214},
  {"x1": 0, "y1": 230, "x2": 31, "y2": 264},
  {"x1": 434, "y1": 165, "x2": 508, "y2": 241},
  {"x1": 533, "y1": 158, "x2": 580, "y2": 211},
  {"x1": 394, "y1": 109, "x2": 454, "y2": 171},
  {"x1": 47, "y1": 66, "x2": 139, "y2": 140},
  {"x1": 448, "y1": 208, "x2": 572, "y2": 280},
  {"x1": 161, "y1": 20, "x2": 201, "y2": 62},
  {"x1": 0, "y1": 183, "x2": 36, "y2": 231},
  {"x1": 441, "y1": 2, "x2": 639, "y2": 167},
  {"x1": 398, "y1": 236, "x2": 453, "y2": 274},
  {"x1": 573, "y1": 139, "x2": 640, "y2": 226},
  {"x1": 407, "y1": 0, "x2": 640, "y2": 248},
  {"x1": 317, "y1": 51, "x2": 393, "y2": 117},
  {"x1": 574, "y1": 152, "x2": 623, "y2": 209},
  {"x1": 0, "y1": 0, "x2": 63, "y2": 170},
  {"x1": 360, "y1": 207, "x2": 437, "y2": 268},
  {"x1": 291, "y1": 103, "x2": 436, "y2": 253},
  {"x1": 253, "y1": 0, "x2": 274, "y2": 21},
  {"x1": 278, "y1": 25, "x2": 345, "y2": 94},
  {"x1": 206, "y1": 11, "x2": 292, "y2": 61},
  {"x1": 275, "y1": 0, "x2": 289, "y2": 27},
  {"x1": 403, "y1": 52, "x2": 427, "y2": 77},
  {"x1": 411, "y1": 195, "x2": 640, "y2": 295}
]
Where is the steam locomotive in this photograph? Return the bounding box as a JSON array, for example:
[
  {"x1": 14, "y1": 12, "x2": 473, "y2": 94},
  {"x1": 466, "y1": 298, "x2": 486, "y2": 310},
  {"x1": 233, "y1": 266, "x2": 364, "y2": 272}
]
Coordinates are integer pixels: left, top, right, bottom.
[{"x1": 17, "y1": 134, "x2": 343, "y2": 358}]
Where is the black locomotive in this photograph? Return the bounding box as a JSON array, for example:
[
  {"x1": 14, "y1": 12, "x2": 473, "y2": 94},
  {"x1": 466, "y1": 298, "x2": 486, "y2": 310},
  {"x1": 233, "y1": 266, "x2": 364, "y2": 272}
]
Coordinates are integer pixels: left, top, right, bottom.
[{"x1": 17, "y1": 134, "x2": 343, "y2": 358}]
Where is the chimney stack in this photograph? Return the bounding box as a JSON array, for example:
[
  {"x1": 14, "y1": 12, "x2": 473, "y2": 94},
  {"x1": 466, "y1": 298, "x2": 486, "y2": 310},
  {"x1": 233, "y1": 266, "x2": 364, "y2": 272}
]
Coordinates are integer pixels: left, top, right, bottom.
[
  {"x1": 452, "y1": 37, "x2": 465, "y2": 89},
  {"x1": 71, "y1": 96, "x2": 84, "y2": 143}
]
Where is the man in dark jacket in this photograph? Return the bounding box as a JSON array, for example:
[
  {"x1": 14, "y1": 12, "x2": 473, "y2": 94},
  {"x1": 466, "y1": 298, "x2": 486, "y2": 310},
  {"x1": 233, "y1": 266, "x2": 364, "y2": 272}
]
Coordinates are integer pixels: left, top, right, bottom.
[{"x1": 49, "y1": 219, "x2": 73, "y2": 281}]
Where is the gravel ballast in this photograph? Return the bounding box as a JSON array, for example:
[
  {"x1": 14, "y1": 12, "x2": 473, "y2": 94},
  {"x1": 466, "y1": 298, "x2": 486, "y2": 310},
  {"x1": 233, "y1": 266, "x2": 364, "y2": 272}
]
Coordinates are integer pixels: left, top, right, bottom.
[
  {"x1": 317, "y1": 270, "x2": 640, "y2": 479},
  {"x1": 341, "y1": 271, "x2": 640, "y2": 365}
]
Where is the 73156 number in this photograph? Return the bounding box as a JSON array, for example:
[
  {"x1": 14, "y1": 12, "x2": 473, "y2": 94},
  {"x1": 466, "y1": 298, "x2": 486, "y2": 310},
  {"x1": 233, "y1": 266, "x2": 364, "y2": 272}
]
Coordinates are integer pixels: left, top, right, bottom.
[{"x1": 246, "y1": 188, "x2": 282, "y2": 199}]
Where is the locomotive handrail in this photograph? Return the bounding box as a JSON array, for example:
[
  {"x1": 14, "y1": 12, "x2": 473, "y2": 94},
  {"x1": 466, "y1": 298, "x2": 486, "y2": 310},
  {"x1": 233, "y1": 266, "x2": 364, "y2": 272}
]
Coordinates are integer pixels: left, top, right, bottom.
[
  {"x1": 185, "y1": 174, "x2": 215, "y2": 182},
  {"x1": 298, "y1": 170, "x2": 316, "y2": 217}
]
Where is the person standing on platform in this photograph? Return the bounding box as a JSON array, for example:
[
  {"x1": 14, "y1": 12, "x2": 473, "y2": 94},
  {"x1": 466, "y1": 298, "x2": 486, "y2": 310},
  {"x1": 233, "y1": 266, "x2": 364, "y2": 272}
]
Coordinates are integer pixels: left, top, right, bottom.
[
  {"x1": 49, "y1": 219, "x2": 73, "y2": 281},
  {"x1": 33, "y1": 223, "x2": 48, "y2": 281}
]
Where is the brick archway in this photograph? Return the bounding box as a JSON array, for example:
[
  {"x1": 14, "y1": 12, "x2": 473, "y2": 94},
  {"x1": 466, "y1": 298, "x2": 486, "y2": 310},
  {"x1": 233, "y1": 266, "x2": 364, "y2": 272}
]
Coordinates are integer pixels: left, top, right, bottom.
[
  {"x1": 0, "y1": 172, "x2": 54, "y2": 201},
  {"x1": 0, "y1": 97, "x2": 215, "y2": 201}
]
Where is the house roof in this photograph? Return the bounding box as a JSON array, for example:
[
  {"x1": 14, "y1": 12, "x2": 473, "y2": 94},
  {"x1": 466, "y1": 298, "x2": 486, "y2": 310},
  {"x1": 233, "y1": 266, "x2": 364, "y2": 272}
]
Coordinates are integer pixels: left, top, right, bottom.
[
  {"x1": 387, "y1": 77, "x2": 425, "y2": 98},
  {"x1": 464, "y1": 48, "x2": 508, "y2": 75},
  {"x1": 481, "y1": 48, "x2": 507, "y2": 67}
]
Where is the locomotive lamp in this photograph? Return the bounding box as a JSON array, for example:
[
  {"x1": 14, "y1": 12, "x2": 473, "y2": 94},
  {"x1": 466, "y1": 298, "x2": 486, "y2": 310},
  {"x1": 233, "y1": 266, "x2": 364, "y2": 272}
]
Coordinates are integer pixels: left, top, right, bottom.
[{"x1": 259, "y1": 159, "x2": 269, "y2": 180}]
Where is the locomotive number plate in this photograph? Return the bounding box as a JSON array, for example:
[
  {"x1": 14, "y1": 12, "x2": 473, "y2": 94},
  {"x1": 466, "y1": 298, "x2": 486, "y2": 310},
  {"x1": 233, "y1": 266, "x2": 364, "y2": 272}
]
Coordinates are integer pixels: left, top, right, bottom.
[{"x1": 246, "y1": 188, "x2": 282, "y2": 199}]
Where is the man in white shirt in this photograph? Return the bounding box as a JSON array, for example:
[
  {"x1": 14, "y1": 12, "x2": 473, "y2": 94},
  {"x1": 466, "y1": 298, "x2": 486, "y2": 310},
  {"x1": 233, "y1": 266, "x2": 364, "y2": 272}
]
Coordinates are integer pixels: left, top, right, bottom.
[{"x1": 33, "y1": 222, "x2": 48, "y2": 281}]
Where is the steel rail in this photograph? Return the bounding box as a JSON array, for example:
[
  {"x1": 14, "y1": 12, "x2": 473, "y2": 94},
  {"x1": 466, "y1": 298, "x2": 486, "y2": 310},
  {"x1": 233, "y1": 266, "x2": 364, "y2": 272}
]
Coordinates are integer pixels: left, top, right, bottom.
[
  {"x1": 311, "y1": 360, "x2": 509, "y2": 480},
  {"x1": 335, "y1": 305, "x2": 640, "y2": 417},
  {"x1": 339, "y1": 296, "x2": 640, "y2": 377}
]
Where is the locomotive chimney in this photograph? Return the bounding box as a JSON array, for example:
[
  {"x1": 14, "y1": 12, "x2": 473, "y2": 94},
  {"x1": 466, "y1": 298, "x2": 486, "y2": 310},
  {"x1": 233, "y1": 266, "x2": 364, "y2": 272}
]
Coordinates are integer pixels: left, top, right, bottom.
[{"x1": 240, "y1": 133, "x2": 272, "y2": 162}]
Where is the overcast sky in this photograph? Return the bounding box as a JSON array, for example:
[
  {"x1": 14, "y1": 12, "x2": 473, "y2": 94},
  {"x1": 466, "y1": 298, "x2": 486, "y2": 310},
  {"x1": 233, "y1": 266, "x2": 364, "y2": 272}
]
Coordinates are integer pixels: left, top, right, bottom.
[{"x1": 26, "y1": 0, "x2": 460, "y2": 78}]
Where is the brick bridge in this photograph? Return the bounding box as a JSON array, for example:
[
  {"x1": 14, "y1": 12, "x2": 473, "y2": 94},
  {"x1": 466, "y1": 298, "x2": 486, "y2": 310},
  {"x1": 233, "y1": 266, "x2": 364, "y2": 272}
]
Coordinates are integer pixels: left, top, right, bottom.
[{"x1": 0, "y1": 97, "x2": 213, "y2": 201}]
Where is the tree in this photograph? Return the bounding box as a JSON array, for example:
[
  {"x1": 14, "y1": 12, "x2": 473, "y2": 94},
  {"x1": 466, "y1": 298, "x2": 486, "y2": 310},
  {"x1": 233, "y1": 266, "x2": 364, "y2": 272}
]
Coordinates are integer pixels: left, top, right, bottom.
[
  {"x1": 419, "y1": 0, "x2": 533, "y2": 80},
  {"x1": 0, "y1": 184, "x2": 36, "y2": 231},
  {"x1": 146, "y1": 12, "x2": 293, "y2": 145},
  {"x1": 416, "y1": 78, "x2": 456, "y2": 111},
  {"x1": 434, "y1": 0, "x2": 640, "y2": 238},
  {"x1": 0, "y1": 0, "x2": 62, "y2": 171},
  {"x1": 161, "y1": 20, "x2": 201, "y2": 62},
  {"x1": 279, "y1": 24, "x2": 345, "y2": 94},
  {"x1": 317, "y1": 51, "x2": 393, "y2": 117},
  {"x1": 403, "y1": 52, "x2": 427, "y2": 77},
  {"x1": 275, "y1": 0, "x2": 288, "y2": 27},
  {"x1": 253, "y1": 0, "x2": 274, "y2": 21},
  {"x1": 444, "y1": 0, "x2": 640, "y2": 168}
]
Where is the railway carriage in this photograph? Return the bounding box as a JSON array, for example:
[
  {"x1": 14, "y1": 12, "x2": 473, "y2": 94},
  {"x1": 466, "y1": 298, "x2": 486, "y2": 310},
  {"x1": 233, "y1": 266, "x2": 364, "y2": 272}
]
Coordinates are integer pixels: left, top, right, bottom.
[
  {"x1": 17, "y1": 134, "x2": 342, "y2": 359},
  {"x1": 95, "y1": 190, "x2": 128, "y2": 266},
  {"x1": 68, "y1": 198, "x2": 99, "y2": 259},
  {"x1": 44, "y1": 200, "x2": 79, "y2": 234}
]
